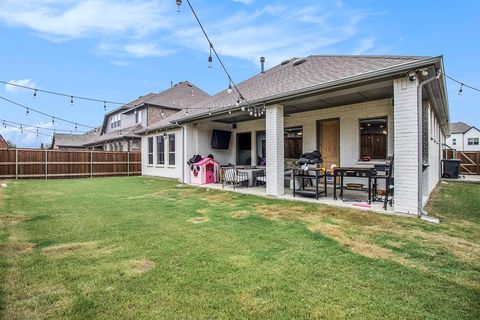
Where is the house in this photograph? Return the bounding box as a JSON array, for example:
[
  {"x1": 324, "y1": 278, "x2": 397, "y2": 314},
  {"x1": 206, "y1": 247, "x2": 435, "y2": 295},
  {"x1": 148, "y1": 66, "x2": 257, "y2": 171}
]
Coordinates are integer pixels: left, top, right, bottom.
[
  {"x1": 0, "y1": 134, "x2": 7, "y2": 148},
  {"x1": 445, "y1": 121, "x2": 480, "y2": 151},
  {"x1": 137, "y1": 54, "x2": 450, "y2": 216},
  {"x1": 83, "y1": 81, "x2": 209, "y2": 151},
  {"x1": 51, "y1": 127, "x2": 101, "y2": 150}
]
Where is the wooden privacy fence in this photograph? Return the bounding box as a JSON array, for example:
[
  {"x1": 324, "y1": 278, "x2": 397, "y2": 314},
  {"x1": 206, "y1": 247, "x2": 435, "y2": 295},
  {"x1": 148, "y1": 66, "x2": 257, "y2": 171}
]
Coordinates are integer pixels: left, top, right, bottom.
[
  {"x1": 443, "y1": 150, "x2": 480, "y2": 175},
  {"x1": 0, "y1": 148, "x2": 141, "y2": 179}
]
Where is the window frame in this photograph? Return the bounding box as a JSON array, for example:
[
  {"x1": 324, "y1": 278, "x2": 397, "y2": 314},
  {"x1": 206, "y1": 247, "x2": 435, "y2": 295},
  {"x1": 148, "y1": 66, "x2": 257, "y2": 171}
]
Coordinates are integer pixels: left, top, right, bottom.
[
  {"x1": 359, "y1": 116, "x2": 388, "y2": 160},
  {"x1": 135, "y1": 110, "x2": 142, "y2": 124},
  {"x1": 168, "y1": 134, "x2": 176, "y2": 166},
  {"x1": 147, "y1": 137, "x2": 154, "y2": 165},
  {"x1": 468, "y1": 137, "x2": 479, "y2": 146},
  {"x1": 156, "y1": 135, "x2": 165, "y2": 165}
]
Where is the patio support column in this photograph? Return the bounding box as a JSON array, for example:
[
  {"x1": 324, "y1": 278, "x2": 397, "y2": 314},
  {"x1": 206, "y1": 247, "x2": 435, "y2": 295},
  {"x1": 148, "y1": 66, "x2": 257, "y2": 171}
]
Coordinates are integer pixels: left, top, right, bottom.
[
  {"x1": 265, "y1": 104, "x2": 285, "y2": 196},
  {"x1": 393, "y1": 78, "x2": 419, "y2": 215},
  {"x1": 183, "y1": 123, "x2": 196, "y2": 183}
]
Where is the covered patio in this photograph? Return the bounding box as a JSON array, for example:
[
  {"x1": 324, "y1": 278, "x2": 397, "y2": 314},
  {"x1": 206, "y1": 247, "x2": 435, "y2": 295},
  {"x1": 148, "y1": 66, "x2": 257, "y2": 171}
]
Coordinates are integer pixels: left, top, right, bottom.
[{"x1": 183, "y1": 78, "x2": 397, "y2": 212}]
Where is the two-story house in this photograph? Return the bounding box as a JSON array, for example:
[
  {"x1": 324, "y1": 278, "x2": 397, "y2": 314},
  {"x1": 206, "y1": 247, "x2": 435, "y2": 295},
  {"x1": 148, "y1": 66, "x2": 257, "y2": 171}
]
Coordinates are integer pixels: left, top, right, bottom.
[
  {"x1": 82, "y1": 81, "x2": 209, "y2": 151},
  {"x1": 445, "y1": 121, "x2": 480, "y2": 151}
]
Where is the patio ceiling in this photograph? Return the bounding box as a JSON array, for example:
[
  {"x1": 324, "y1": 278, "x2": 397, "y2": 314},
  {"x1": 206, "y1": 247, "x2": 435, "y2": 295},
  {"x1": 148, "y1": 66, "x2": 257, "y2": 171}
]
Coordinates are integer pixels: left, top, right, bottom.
[{"x1": 212, "y1": 80, "x2": 393, "y2": 124}]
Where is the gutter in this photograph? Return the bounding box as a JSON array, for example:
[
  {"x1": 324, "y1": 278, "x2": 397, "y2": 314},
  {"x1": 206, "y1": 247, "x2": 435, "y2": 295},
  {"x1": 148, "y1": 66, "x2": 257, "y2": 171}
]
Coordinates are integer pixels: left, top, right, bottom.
[
  {"x1": 417, "y1": 69, "x2": 442, "y2": 221},
  {"x1": 175, "y1": 56, "x2": 444, "y2": 124}
]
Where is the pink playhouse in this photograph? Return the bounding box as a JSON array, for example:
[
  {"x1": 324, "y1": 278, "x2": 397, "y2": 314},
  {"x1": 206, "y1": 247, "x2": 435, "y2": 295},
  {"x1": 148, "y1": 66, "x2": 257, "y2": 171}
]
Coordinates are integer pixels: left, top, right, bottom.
[{"x1": 190, "y1": 158, "x2": 220, "y2": 184}]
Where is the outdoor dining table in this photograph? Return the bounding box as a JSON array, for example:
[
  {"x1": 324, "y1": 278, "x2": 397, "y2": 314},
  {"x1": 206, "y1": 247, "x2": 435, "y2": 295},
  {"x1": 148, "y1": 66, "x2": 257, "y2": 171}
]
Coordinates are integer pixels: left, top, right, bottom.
[
  {"x1": 332, "y1": 167, "x2": 375, "y2": 203},
  {"x1": 237, "y1": 168, "x2": 265, "y2": 187}
]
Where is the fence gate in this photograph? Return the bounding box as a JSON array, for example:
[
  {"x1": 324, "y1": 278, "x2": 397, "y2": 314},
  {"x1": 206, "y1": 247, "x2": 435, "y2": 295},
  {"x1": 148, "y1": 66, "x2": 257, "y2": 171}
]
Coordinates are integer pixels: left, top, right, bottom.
[{"x1": 443, "y1": 150, "x2": 480, "y2": 175}]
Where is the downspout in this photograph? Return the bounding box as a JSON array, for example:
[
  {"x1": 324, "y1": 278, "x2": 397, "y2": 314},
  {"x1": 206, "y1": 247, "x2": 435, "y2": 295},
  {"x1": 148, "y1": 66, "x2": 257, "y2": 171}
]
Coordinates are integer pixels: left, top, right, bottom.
[{"x1": 417, "y1": 69, "x2": 441, "y2": 217}]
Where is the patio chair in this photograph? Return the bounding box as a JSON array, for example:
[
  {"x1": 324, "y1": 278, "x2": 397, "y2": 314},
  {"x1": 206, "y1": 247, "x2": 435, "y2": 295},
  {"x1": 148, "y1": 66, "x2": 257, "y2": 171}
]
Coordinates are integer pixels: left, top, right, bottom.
[
  {"x1": 222, "y1": 168, "x2": 249, "y2": 190},
  {"x1": 255, "y1": 170, "x2": 267, "y2": 187}
]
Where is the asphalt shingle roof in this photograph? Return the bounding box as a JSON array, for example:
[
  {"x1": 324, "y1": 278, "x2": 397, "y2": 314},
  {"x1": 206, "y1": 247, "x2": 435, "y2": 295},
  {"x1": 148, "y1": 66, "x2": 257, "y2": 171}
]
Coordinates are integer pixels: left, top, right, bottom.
[
  {"x1": 449, "y1": 121, "x2": 472, "y2": 134},
  {"x1": 138, "y1": 55, "x2": 429, "y2": 133}
]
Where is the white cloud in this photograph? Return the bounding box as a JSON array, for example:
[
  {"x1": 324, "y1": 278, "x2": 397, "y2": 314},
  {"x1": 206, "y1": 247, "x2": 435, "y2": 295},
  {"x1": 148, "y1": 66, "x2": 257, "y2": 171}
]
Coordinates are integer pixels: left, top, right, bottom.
[
  {"x1": 0, "y1": 0, "x2": 375, "y2": 65},
  {"x1": 0, "y1": 0, "x2": 172, "y2": 40},
  {"x1": 174, "y1": 1, "x2": 371, "y2": 66},
  {"x1": 5, "y1": 79, "x2": 37, "y2": 92}
]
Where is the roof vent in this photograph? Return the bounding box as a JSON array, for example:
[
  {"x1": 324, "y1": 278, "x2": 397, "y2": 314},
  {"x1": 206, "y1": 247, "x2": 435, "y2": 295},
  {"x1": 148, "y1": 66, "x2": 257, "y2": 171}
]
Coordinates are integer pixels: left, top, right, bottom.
[
  {"x1": 280, "y1": 58, "x2": 291, "y2": 65},
  {"x1": 292, "y1": 58, "x2": 307, "y2": 66}
]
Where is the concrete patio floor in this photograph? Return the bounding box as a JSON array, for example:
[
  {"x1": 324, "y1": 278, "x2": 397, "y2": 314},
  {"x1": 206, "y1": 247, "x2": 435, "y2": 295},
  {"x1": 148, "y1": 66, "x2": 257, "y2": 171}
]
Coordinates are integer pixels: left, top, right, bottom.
[{"x1": 190, "y1": 182, "x2": 398, "y2": 215}]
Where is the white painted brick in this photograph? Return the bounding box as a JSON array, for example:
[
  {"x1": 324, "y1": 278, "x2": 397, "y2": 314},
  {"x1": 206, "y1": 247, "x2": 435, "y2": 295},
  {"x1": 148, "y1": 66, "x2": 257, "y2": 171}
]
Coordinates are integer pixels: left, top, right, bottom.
[{"x1": 266, "y1": 104, "x2": 285, "y2": 196}]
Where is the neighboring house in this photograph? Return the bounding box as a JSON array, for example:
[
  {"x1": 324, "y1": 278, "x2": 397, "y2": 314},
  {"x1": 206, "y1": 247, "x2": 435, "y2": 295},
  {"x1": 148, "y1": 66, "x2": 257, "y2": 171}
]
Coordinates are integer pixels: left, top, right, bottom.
[
  {"x1": 445, "y1": 121, "x2": 480, "y2": 151},
  {"x1": 0, "y1": 134, "x2": 7, "y2": 148},
  {"x1": 51, "y1": 127, "x2": 101, "y2": 150},
  {"x1": 84, "y1": 81, "x2": 209, "y2": 151},
  {"x1": 138, "y1": 55, "x2": 450, "y2": 216}
]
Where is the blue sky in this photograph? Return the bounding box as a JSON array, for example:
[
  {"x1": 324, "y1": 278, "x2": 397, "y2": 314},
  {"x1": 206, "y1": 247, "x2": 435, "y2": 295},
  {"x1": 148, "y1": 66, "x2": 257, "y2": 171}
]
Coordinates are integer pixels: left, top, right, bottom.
[{"x1": 0, "y1": 0, "x2": 479, "y2": 147}]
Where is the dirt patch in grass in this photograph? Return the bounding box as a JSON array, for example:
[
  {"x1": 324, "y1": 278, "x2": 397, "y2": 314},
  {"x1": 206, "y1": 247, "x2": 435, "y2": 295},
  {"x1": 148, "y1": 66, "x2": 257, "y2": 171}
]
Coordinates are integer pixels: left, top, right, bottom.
[
  {"x1": 195, "y1": 208, "x2": 209, "y2": 215},
  {"x1": 0, "y1": 214, "x2": 30, "y2": 225},
  {"x1": 188, "y1": 217, "x2": 210, "y2": 224},
  {"x1": 255, "y1": 204, "x2": 307, "y2": 220},
  {"x1": 0, "y1": 241, "x2": 35, "y2": 253},
  {"x1": 124, "y1": 259, "x2": 155, "y2": 274},
  {"x1": 231, "y1": 210, "x2": 251, "y2": 219},
  {"x1": 42, "y1": 242, "x2": 96, "y2": 255}
]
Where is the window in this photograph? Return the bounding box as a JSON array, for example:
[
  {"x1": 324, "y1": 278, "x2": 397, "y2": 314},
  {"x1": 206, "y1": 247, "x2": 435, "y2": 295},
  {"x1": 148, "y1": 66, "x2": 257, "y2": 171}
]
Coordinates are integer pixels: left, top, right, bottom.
[
  {"x1": 147, "y1": 137, "x2": 153, "y2": 165},
  {"x1": 359, "y1": 117, "x2": 387, "y2": 159},
  {"x1": 452, "y1": 138, "x2": 456, "y2": 145},
  {"x1": 135, "y1": 110, "x2": 142, "y2": 124},
  {"x1": 284, "y1": 127, "x2": 303, "y2": 159},
  {"x1": 156, "y1": 136, "x2": 165, "y2": 165},
  {"x1": 168, "y1": 134, "x2": 175, "y2": 165},
  {"x1": 468, "y1": 138, "x2": 479, "y2": 145},
  {"x1": 110, "y1": 114, "x2": 121, "y2": 128}
]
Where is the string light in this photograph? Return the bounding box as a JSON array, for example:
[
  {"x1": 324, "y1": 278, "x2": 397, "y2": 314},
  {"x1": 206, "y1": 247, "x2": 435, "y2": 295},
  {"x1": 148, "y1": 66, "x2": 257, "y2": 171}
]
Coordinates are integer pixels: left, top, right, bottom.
[
  {"x1": 26, "y1": 108, "x2": 29, "y2": 116},
  {"x1": 0, "y1": 80, "x2": 126, "y2": 105},
  {"x1": 444, "y1": 74, "x2": 480, "y2": 93},
  {"x1": 104, "y1": 101, "x2": 107, "y2": 111},
  {"x1": 208, "y1": 44, "x2": 213, "y2": 68},
  {"x1": 0, "y1": 122, "x2": 53, "y2": 137},
  {"x1": 52, "y1": 117, "x2": 55, "y2": 124},
  {"x1": 227, "y1": 81, "x2": 232, "y2": 94},
  {"x1": 70, "y1": 96, "x2": 74, "y2": 105},
  {"x1": 33, "y1": 89, "x2": 37, "y2": 98},
  {"x1": 0, "y1": 95, "x2": 96, "y2": 129}
]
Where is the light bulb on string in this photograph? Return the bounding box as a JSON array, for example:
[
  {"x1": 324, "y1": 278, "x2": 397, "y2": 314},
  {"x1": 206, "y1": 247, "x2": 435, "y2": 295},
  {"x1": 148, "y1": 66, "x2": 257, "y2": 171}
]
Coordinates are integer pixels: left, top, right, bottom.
[
  {"x1": 70, "y1": 96, "x2": 74, "y2": 105},
  {"x1": 236, "y1": 99, "x2": 240, "y2": 108},
  {"x1": 176, "y1": 0, "x2": 182, "y2": 12},
  {"x1": 208, "y1": 107, "x2": 212, "y2": 115},
  {"x1": 104, "y1": 101, "x2": 107, "y2": 111},
  {"x1": 33, "y1": 89, "x2": 37, "y2": 98},
  {"x1": 185, "y1": 108, "x2": 189, "y2": 115},
  {"x1": 227, "y1": 81, "x2": 232, "y2": 94},
  {"x1": 20, "y1": 125, "x2": 23, "y2": 133},
  {"x1": 52, "y1": 117, "x2": 55, "y2": 124},
  {"x1": 208, "y1": 45, "x2": 213, "y2": 68},
  {"x1": 458, "y1": 84, "x2": 463, "y2": 95},
  {"x1": 26, "y1": 108, "x2": 29, "y2": 116},
  {"x1": 75, "y1": 123, "x2": 78, "y2": 131},
  {"x1": 36, "y1": 128, "x2": 39, "y2": 137}
]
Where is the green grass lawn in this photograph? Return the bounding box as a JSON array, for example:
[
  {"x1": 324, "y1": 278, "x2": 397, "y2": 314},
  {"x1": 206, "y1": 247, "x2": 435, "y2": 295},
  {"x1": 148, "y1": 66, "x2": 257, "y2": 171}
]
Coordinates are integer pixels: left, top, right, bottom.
[{"x1": 0, "y1": 177, "x2": 479, "y2": 319}]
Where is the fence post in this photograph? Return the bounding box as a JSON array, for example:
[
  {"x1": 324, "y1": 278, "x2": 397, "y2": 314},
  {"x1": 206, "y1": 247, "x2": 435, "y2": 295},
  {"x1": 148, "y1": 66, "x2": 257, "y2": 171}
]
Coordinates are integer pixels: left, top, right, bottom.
[
  {"x1": 15, "y1": 148, "x2": 18, "y2": 180},
  {"x1": 90, "y1": 151, "x2": 93, "y2": 178},
  {"x1": 45, "y1": 149, "x2": 48, "y2": 180},
  {"x1": 127, "y1": 151, "x2": 130, "y2": 176}
]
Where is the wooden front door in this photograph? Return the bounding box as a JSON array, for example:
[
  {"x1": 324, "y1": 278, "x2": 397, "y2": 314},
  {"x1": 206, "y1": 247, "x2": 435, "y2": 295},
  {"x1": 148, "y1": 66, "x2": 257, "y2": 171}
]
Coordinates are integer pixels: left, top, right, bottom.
[{"x1": 318, "y1": 119, "x2": 340, "y2": 170}]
